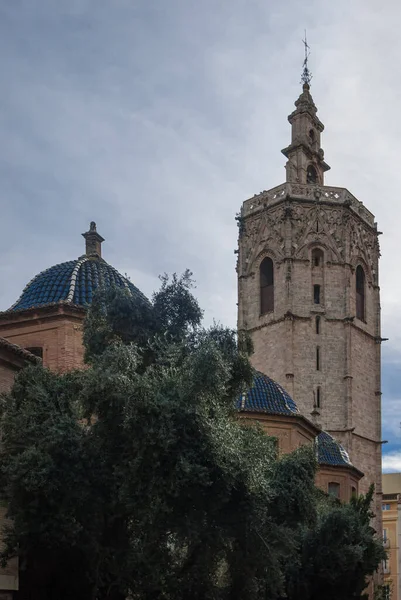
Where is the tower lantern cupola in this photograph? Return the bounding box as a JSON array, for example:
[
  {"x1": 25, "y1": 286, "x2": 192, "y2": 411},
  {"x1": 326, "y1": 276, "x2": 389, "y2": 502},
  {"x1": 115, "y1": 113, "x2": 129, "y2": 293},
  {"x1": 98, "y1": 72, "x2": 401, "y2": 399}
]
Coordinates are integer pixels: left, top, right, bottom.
[{"x1": 281, "y1": 82, "x2": 330, "y2": 185}]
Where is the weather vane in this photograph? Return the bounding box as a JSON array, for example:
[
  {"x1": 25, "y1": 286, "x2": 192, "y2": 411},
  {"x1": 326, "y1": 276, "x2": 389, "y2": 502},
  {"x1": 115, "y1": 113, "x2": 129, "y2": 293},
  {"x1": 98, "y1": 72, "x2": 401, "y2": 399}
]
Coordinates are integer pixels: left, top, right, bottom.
[{"x1": 301, "y1": 30, "x2": 312, "y2": 86}]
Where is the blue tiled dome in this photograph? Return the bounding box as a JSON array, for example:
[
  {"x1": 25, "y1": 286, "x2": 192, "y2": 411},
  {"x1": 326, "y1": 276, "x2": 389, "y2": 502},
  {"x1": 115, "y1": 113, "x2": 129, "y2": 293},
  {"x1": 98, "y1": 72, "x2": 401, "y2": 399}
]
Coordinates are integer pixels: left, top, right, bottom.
[
  {"x1": 9, "y1": 256, "x2": 148, "y2": 312},
  {"x1": 237, "y1": 371, "x2": 299, "y2": 416},
  {"x1": 316, "y1": 431, "x2": 353, "y2": 468}
]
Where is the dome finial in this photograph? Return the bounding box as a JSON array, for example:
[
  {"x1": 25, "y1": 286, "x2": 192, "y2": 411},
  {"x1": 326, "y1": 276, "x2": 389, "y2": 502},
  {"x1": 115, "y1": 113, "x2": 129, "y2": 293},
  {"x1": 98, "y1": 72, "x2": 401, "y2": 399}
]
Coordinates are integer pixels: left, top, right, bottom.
[
  {"x1": 82, "y1": 222, "x2": 105, "y2": 257},
  {"x1": 301, "y1": 30, "x2": 312, "y2": 87}
]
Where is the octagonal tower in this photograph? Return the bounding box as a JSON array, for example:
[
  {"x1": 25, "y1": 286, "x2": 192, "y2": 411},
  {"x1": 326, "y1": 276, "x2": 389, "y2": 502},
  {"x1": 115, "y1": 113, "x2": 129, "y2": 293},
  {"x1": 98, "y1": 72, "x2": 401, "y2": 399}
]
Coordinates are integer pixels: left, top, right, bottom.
[{"x1": 237, "y1": 82, "x2": 382, "y2": 521}]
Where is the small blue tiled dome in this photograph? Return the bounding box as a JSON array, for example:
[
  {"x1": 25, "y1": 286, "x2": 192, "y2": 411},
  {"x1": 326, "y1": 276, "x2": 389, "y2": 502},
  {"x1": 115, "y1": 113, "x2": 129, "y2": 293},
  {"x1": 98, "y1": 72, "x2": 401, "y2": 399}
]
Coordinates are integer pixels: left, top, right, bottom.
[
  {"x1": 9, "y1": 256, "x2": 147, "y2": 312},
  {"x1": 316, "y1": 431, "x2": 353, "y2": 468},
  {"x1": 237, "y1": 371, "x2": 299, "y2": 416},
  {"x1": 8, "y1": 223, "x2": 148, "y2": 312}
]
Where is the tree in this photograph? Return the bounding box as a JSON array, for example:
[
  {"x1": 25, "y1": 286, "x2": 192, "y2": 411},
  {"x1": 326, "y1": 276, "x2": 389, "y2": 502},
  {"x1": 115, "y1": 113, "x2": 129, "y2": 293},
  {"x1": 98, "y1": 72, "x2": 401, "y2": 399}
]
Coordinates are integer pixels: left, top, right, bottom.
[
  {"x1": 83, "y1": 270, "x2": 203, "y2": 362},
  {"x1": 0, "y1": 274, "x2": 385, "y2": 599},
  {"x1": 283, "y1": 486, "x2": 386, "y2": 600}
]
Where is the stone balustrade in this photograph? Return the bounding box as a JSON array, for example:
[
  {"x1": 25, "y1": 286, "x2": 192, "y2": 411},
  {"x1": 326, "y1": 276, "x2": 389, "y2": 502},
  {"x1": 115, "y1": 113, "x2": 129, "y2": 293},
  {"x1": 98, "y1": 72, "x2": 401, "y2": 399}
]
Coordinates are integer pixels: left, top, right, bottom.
[{"x1": 243, "y1": 182, "x2": 375, "y2": 227}]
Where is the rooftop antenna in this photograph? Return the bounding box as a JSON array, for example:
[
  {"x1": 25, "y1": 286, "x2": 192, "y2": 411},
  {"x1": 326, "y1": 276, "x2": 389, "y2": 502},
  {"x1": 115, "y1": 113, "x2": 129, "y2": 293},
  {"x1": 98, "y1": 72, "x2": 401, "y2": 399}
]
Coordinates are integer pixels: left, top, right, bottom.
[{"x1": 301, "y1": 30, "x2": 312, "y2": 86}]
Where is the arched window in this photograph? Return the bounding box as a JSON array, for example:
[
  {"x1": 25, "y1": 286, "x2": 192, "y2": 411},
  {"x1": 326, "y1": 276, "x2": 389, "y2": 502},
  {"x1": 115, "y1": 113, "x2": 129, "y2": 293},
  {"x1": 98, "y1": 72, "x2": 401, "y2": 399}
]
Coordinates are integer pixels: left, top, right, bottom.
[
  {"x1": 356, "y1": 265, "x2": 366, "y2": 321},
  {"x1": 328, "y1": 482, "x2": 340, "y2": 498},
  {"x1": 351, "y1": 486, "x2": 357, "y2": 498},
  {"x1": 316, "y1": 316, "x2": 320, "y2": 334},
  {"x1": 307, "y1": 165, "x2": 318, "y2": 184},
  {"x1": 260, "y1": 257, "x2": 274, "y2": 314},
  {"x1": 314, "y1": 284, "x2": 321, "y2": 305},
  {"x1": 312, "y1": 248, "x2": 324, "y2": 267}
]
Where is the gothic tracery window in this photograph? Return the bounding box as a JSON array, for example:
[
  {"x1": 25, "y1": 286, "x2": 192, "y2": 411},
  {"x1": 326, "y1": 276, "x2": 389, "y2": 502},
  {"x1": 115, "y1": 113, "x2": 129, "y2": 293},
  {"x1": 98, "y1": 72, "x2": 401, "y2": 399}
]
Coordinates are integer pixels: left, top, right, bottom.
[
  {"x1": 356, "y1": 265, "x2": 366, "y2": 321},
  {"x1": 260, "y1": 257, "x2": 274, "y2": 314}
]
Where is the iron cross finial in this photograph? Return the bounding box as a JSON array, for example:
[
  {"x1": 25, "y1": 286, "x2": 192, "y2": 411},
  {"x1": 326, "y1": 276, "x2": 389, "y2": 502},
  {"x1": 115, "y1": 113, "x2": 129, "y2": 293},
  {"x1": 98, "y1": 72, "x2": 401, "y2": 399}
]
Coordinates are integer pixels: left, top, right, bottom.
[{"x1": 301, "y1": 30, "x2": 312, "y2": 86}]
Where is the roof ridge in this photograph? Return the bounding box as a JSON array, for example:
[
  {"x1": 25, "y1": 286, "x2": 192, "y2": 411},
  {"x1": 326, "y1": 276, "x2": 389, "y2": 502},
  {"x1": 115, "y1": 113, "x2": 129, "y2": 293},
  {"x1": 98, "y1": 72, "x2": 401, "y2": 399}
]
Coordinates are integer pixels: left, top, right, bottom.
[
  {"x1": 66, "y1": 256, "x2": 89, "y2": 303},
  {"x1": 0, "y1": 337, "x2": 41, "y2": 363}
]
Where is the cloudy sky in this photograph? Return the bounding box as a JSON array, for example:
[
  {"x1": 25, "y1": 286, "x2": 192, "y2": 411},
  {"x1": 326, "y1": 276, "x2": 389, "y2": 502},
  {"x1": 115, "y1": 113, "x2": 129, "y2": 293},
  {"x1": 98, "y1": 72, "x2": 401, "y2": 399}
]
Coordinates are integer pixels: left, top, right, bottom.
[{"x1": 1, "y1": 1, "x2": 401, "y2": 469}]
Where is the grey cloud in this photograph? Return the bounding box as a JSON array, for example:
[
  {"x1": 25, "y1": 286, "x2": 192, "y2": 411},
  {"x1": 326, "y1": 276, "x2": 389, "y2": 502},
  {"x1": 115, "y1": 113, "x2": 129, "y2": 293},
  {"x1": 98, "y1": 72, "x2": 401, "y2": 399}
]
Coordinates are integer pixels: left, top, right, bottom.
[{"x1": 0, "y1": 0, "x2": 400, "y2": 342}]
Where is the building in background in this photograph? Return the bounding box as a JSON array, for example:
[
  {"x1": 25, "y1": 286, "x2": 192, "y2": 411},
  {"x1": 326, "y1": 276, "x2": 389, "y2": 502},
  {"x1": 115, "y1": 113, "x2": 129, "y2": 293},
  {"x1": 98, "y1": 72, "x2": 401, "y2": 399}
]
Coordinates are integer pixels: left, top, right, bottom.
[{"x1": 382, "y1": 473, "x2": 401, "y2": 600}]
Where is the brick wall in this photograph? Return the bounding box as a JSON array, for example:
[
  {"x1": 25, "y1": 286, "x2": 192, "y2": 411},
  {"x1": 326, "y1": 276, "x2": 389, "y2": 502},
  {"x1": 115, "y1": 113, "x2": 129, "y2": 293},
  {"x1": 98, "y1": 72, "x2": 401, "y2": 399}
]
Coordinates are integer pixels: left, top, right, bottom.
[{"x1": 0, "y1": 306, "x2": 85, "y2": 373}]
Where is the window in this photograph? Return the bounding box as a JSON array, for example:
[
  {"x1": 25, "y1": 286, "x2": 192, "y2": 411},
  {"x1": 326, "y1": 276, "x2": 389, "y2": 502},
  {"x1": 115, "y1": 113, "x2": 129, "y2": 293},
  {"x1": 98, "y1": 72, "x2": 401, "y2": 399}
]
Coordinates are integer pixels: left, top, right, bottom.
[
  {"x1": 25, "y1": 347, "x2": 43, "y2": 359},
  {"x1": 307, "y1": 165, "x2": 317, "y2": 184},
  {"x1": 260, "y1": 257, "x2": 274, "y2": 314},
  {"x1": 316, "y1": 316, "x2": 320, "y2": 334},
  {"x1": 309, "y1": 129, "x2": 315, "y2": 145},
  {"x1": 356, "y1": 265, "x2": 365, "y2": 321},
  {"x1": 328, "y1": 482, "x2": 340, "y2": 498},
  {"x1": 383, "y1": 584, "x2": 391, "y2": 600},
  {"x1": 312, "y1": 248, "x2": 324, "y2": 267},
  {"x1": 383, "y1": 528, "x2": 388, "y2": 543},
  {"x1": 351, "y1": 486, "x2": 357, "y2": 497},
  {"x1": 316, "y1": 387, "x2": 321, "y2": 408},
  {"x1": 314, "y1": 284, "x2": 321, "y2": 304},
  {"x1": 316, "y1": 347, "x2": 320, "y2": 371},
  {"x1": 382, "y1": 504, "x2": 391, "y2": 511},
  {"x1": 383, "y1": 558, "x2": 390, "y2": 574}
]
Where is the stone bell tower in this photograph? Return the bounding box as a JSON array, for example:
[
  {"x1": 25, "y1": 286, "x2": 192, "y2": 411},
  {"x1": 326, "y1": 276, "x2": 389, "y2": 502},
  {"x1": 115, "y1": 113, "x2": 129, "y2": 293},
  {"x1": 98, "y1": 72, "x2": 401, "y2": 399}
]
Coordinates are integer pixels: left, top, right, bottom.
[{"x1": 237, "y1": 75, "x2": 382, "y2": 519}]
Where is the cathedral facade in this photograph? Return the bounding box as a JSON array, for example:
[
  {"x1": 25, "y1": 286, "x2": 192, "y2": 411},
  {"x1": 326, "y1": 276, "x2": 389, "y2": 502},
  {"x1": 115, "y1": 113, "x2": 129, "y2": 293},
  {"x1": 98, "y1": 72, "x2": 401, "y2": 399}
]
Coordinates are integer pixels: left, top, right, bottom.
[{"x1": 237, "y1": 81, "x2": 382, "y2": 521}]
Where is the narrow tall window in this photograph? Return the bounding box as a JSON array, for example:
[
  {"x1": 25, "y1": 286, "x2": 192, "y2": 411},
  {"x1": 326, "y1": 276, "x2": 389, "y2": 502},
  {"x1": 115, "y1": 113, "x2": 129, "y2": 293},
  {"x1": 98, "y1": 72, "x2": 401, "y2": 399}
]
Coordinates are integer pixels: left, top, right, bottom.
[
  {"x1": 316, "y1": 316, "x2": 320, "y2": 334},
  {"x1": 316, "y1": 346, "x2": 320, "y2": 371},
  {"x1": 307, "y1": 165, "x2": 317, "y2": 184},
  {"x1": 260, "y1": 257, "x2": 274, "y2": 314},
  {"x1": 356, "y1": 265, "x2": 365, "y2": 321},
  {"x1": 312, "y1": 248, "x2": 324, "y2": 267},
  {"x1": 316, "y1": 386, "x2": 321, "y2": 408},
  {"x1": 309, "y1": 129, "x2": 315, "y2": 145},
  {"x1": 328, "y1": 482, "x2": 340, "y2": 498},
  {"x1": 351, "y1": 486, "x2": 357, "y2": 498},
  {"x1": 314, "y1": 284, "x2": 321, "y2": 304}
]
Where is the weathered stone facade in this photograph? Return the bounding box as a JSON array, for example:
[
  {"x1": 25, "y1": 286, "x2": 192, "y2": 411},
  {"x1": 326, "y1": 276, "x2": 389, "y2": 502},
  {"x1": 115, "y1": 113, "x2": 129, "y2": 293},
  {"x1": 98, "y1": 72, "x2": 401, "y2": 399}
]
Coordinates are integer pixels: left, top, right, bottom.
[{"x1": 237, "y1": 83, "x2": 382, "y2": 525}]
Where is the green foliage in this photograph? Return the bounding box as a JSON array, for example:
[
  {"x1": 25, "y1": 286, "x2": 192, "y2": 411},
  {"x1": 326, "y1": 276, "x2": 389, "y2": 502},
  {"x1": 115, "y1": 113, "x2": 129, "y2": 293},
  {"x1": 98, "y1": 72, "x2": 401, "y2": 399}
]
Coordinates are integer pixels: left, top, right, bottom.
[
  {"x1": 0, "y1": 274, "x2": 385, "y2": 599},
  {"x1": 284, "y1": 484, "x2": 386, "y2": 600},
  {"x1": 152, "y1": 270, "x2": 203, "y2": 340},
  {"x1": 83, "y1": 270, "x2": 203, "y2": 363}
]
